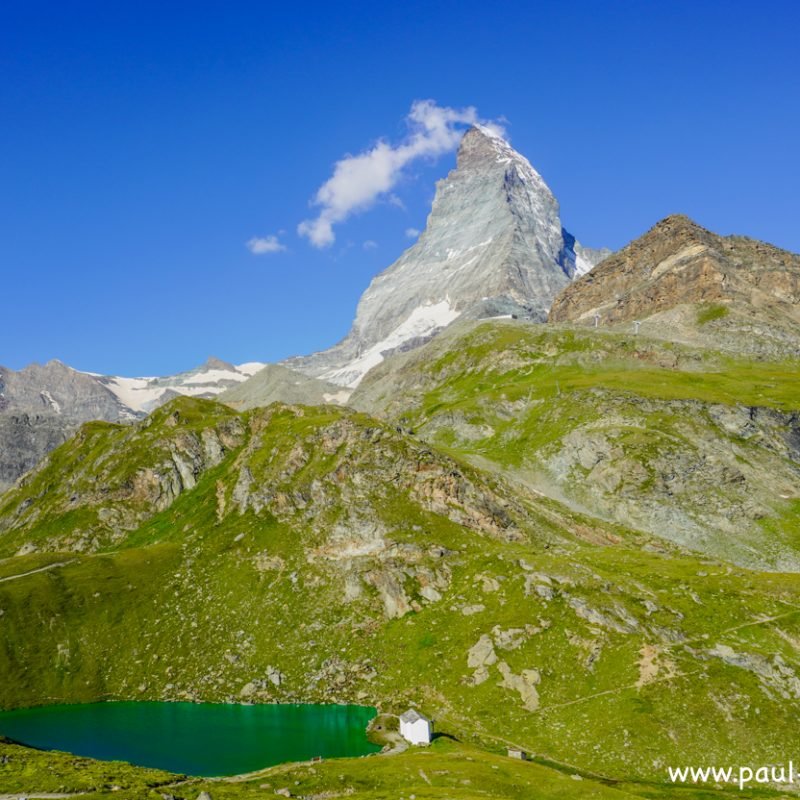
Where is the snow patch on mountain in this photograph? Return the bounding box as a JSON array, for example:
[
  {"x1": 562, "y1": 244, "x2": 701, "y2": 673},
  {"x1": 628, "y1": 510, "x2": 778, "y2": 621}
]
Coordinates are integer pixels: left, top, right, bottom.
[
  {"x1": 575, "y1": 252, "x2": 594, "y2": 277},
  {"x1": 40, "y1": 390, "x2": 61, "y2": 414},
  {"x1": 321, "y1": 300, "x2": 460, "y2": 387},
  {"x1": 99, "y1": 361, "x2": 267, "y2": 413},
  {"x1": 236, "y1": 362, "x2": 268, "y2": 377}
]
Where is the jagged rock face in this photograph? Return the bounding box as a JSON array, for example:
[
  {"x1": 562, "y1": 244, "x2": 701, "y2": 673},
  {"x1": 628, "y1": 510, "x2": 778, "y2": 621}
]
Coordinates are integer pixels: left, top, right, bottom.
[
  {"x1": 0, "y1": 360, "x2": 129, "y2": 419},
  {"x1": 0, "y1": 414, "x2": 73, "y2": 491},
  {"x1": 549, "y1": 215, "x2": 800, "y2": 355},
  {"x1": 285, "y1": 126, "x2": 606, "y2": 387},
  {"x1": 0, "y1": 361, "x2": 133, "y2": 493}
]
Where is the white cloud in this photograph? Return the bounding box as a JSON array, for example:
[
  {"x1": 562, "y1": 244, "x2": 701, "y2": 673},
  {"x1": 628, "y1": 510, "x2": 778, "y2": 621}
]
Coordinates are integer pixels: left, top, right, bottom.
[
  {"x1": 362, "y1": 240, "x2": 378, "y2": 250},
  {"x1": 405, "y1": 227, "x2": 421, "y2": 239},
  {"x1": 246, "y1": 234, "x2": 286, "y2": 255},
  {"x1": 298, "y1": 100, "x2": 505, "y2": 248}
]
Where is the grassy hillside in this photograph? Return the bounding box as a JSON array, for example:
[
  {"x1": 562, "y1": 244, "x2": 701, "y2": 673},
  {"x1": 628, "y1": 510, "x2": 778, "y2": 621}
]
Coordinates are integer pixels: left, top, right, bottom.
[
  {"x1": 352, "y1": 321, "x2": 800, "y2": 570},
  {"x1": 0, "y1": 735, "x2": 177, "y2": 797},
  {"x1": 2, "y1": 735, "x2": 793, "y2": 799},
  {"x1": 1, "y1": 389, "x2": 800, "y2": 795}
]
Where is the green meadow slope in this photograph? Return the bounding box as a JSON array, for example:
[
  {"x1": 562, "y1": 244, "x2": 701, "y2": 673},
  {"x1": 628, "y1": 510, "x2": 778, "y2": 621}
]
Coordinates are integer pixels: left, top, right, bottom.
[
  {"x1": 0, "y1": 374, "x2": 800, "y2": 796},
  {"x1": 2, "y1": 735, "x2": 795, "y2": 800},
  {"x1": 352, "y1": 320, "x2": 800, "y2": 571}
]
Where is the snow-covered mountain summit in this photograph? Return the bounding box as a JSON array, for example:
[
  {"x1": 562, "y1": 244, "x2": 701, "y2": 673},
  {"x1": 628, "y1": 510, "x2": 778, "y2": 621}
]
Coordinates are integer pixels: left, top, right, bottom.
[{"x1": 284, "y1": 126, "x2": 607, "y2": 387}]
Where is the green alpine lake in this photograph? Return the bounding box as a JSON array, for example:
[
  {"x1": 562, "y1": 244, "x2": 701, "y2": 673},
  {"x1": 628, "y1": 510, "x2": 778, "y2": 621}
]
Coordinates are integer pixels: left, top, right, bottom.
[{"x1": 0, "y1": 702, "x2": 381, "y2": 776}]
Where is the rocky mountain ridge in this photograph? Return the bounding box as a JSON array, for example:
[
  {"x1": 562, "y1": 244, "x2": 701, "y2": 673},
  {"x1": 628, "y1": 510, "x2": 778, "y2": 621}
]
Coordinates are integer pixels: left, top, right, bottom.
[
  {"x1": 549, "y1": 214, "x2": 800, "y2": 357},
  {"x1": 0, "y1": 356, "x2": 265, "y2": 491},
  {"x1": 282, "y1": 126, "x2": 608, "y2": 388}
]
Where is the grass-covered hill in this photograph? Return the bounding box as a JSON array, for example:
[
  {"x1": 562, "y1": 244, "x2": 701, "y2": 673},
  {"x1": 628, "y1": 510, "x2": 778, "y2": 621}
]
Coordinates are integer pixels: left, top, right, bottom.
[
  {"x1": 352, "y1": 320, "x2": 800, "y2": 571},
  {"x1": 1, "y1": 322, "x2": 800, "y2": 797}
]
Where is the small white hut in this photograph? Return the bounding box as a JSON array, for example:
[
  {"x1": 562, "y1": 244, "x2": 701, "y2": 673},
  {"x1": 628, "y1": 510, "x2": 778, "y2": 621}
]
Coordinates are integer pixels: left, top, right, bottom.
[{"x1": 399, "y1": 709, "x2": 432, "y2": 745}]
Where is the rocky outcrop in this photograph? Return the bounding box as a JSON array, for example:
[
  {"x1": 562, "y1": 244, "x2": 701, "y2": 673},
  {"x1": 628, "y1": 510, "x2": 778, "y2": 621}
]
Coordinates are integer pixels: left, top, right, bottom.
[
  {"x1": 0, "y1": 399, "x2": 247, "y2": 553},
  {"x1": 467, "y1": 634, "x2": 497, "y2": 684},
  {"x1": 549, "y1": 215, "x2": 800, "y2": 356},
  {"x1": 465, "y1": 624, "x2": 544, "y2": 710},
  {"x1": 222, "y1": 409, "x2": 534, "y2": 549},
  {"x1": 705, "y1": 644, "x2": 800, "y2": 701},
  {"x1": 497, "y1": 661, "x2": 541, "y2": 712}
]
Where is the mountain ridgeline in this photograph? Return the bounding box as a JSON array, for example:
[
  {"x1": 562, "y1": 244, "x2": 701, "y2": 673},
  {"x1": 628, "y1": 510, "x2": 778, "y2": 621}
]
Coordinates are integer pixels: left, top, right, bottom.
[
  {"x1": 0, "y1": 357, "x2": 266, "y2": 492},
  {"x1": 282, "y1": 126, "x2": 609, "y2": 388},
  {"x1": 2, "y1": 127, "x2": 800, "y2": 799},
  {"x1": 0, "y1": 127, "x2": 608, "y2": 488},
  {"x1": 549, "y1": 214, "x2": 800, "y2": 357}
]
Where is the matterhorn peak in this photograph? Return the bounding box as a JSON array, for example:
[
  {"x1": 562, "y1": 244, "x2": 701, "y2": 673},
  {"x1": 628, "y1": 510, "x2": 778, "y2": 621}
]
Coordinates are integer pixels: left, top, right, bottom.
[
  {"x1": 458, "y1": 124, "x2": 515, "y2": 161},
  {"x1": 460, "y1": 123, "x2": 507, "y2": 146},
  {"x1": 284, "y1": 128, "x2": 608, "y2": 388}
]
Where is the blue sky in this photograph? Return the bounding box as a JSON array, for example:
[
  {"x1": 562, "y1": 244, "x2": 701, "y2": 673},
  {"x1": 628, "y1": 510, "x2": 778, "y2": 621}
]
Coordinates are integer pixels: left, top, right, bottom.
[{"x1": 2, "y1": 0, "x2": 799, "y2": 375}]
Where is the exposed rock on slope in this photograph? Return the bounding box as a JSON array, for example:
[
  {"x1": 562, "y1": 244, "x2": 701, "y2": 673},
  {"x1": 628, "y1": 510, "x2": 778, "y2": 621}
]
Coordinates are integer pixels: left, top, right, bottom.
[
  {"x1": 351, "y1": 320, "x2": 800, "y2": 571},
  {"x1": 0, "y1": 360, "x2": 133, "y2": 492},
  {"x1": 0, "y1": 413, "x2": 76, "y2": 490},
  {"x1": 285, "y1": 126, "x2": 607, "y2": 387},
  {"x1": 549, "y1": 215, "x2": 800, "y2": 356},
  {"x1": 0, "y1": 360, "x2": 130, "y2": 420}
]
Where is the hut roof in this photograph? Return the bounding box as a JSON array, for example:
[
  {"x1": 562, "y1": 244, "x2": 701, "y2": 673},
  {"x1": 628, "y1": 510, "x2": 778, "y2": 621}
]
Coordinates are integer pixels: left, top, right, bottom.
[{"x1": 399, "y1": 709, "x2": 429, "y2": 724}]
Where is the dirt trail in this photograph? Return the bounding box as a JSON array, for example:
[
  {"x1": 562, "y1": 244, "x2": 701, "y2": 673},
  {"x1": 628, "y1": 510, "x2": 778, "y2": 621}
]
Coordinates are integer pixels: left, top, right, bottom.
[
  {"x1": 0, "y1": 561, "x2": 75, "y2": 584},
  {"x1": 0, "y1": 794, "x2": 88, "y2": 799}
]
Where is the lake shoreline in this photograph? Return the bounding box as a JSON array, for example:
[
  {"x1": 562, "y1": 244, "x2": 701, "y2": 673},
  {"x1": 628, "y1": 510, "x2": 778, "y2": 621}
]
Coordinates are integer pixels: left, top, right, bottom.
[{"x1": 0, "y1": 701, "x2": 380, "y2": 777}]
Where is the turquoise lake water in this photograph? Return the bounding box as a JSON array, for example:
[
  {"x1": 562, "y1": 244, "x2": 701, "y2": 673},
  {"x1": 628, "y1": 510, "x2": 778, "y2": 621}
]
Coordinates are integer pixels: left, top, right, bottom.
[{"x1": 0, "y1": 701, "x2": 380, "y2": 776}]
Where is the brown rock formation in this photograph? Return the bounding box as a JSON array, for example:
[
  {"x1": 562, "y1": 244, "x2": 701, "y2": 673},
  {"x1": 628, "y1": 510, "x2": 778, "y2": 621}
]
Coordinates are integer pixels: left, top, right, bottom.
[{"x1": 548, "y1": 215, "x2": 800, "y2": 354}]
